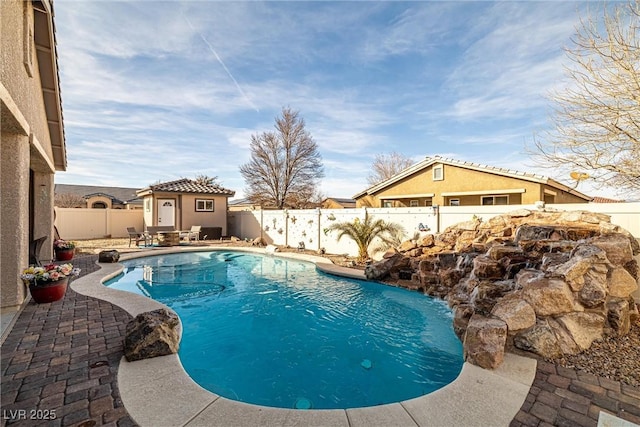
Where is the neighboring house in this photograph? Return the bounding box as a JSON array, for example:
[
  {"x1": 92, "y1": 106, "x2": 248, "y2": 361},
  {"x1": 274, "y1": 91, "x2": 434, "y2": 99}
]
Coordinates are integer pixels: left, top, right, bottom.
[
  {"x1": 137, "y1": 179, "x2": 235, "y2": 235},
  {"x1": 1, "y1": 0, "x2": 65, "y2": 308},
  {"x1": 353, "y1": 155, "x2": 592, "y2": 208},
  {"x1": 54, "y1": 184, "x2": 143, "y2": 209},
  {"x1": 320, "y1": 197, "x2": 357, "y2": 209}
]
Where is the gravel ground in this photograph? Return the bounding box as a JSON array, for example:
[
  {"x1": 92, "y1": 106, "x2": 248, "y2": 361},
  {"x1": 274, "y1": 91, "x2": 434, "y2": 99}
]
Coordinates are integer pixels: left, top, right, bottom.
[
  {"x1": 548, "y1": 316, "x2": 640, "y2": 387},
  {"x1": 74, "y1": 238, "x2": 640, "y2": 387}
]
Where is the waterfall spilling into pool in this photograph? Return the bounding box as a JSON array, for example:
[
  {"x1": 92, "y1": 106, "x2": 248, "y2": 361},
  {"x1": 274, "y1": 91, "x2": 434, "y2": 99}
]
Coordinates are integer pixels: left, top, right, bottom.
[{"x1": 106, "y1": 251, "x2": 463, "y2": 409}]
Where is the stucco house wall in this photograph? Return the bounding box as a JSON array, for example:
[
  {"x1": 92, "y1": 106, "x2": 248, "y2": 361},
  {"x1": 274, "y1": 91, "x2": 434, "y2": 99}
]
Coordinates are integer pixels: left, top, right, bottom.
[{"x1": 1, "y1": 0, "x2": 65, "y2": 308}]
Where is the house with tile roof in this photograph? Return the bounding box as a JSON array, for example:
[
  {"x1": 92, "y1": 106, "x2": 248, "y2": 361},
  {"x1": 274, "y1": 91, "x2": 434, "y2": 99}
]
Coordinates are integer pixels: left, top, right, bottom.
[
  {"x1": 136, "y1": 178, "x2": 235, "y2": 236},
  {"x1": 353, "y1": 155, "x2": 592, "y2": 208},
  {"x1": 54, "y1": 184, "x2": 143, "y2": 209}
]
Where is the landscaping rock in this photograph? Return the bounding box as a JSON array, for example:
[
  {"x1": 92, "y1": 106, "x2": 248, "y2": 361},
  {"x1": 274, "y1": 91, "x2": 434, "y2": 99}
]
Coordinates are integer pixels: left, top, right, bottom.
[
  {"x1": 98, "y1": 250, "x2": 120, "y2": 263},
  {"x1": 369, "y1": 209, "x2": 639, "y2": 369},
  {"x1": 124, "y1": 308, "x2": 180, "y2": 362},
  {"x1": 463, "y1": 314, "x2": 507, "y2": 369}
]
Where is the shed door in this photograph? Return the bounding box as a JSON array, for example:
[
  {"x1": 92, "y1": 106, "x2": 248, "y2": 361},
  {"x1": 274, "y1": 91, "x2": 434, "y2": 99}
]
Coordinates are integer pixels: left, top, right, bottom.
[{"x1": 157, "y1": 199, "x2": 175, "y2": 227}]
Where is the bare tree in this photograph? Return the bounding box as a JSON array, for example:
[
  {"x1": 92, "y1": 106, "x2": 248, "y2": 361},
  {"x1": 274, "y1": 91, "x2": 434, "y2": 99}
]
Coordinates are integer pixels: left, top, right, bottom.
[
  {"x1": 532, "y1": 1, "x2": 640, "y2": 197},
  {"x1": 54, "y1": 193, "x2": 86, "y2": 208},
  {"x1": 193, "y1": 174, "x2": 219, "y2": 186},
  {"x1": 240, "y1": 107, "x2": 324, "y2": 208},
  {"x1": 367, "y1": 152, "x2": 415, "y2": 186}
]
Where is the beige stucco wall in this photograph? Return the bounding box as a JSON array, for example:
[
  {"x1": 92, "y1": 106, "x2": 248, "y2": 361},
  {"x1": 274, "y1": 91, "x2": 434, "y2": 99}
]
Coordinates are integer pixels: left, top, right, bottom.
[
  {"x1": 357, "y1": 163, "x2": 587, "y2": 207},
  {"x1": 141, "y1": 193, "x2": 230, "y2": 235},
  {"x1": 1, "y1": 134, "x2": 31, "y2": 307},
  {"x1": 180, "y1": 194, "x2": 229, "y2": 235},
  {"x1": 87, "y1": 195, "x2": 112, "y2": 209},
  {"x1": 1, "y1": 0, "x2": 58, "y2": 308}
]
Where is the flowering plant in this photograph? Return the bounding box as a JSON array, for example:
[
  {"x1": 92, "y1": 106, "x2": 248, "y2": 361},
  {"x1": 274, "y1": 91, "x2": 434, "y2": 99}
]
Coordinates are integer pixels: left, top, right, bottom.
[
  {"x1": 21, "y1": 263, "x2": 81, "y2": 286},
  {"x1": 53, "y1": 239, "x2": 76, "y2": 250}
]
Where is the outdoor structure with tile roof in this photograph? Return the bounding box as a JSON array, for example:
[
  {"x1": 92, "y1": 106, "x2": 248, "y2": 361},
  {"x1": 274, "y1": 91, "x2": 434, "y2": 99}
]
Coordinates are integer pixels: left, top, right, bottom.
[
  {"x1": 55, "y1": 184, "x2": 143, "y2": 209},
  {"x1": 136, "y1": 178, "x2": 235, "y2": 235},
  {"x1": 354, "y1": 155, "x2": 592, "y2": 208}
]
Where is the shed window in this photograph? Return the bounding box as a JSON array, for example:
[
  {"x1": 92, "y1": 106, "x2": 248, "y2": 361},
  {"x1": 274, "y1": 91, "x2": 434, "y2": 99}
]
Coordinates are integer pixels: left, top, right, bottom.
[{"x1": 196, "y1": 199, "x2": 214, "y2": 212}]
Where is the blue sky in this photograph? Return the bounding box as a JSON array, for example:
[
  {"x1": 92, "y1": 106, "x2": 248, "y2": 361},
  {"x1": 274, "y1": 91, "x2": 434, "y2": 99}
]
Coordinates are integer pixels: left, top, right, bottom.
[{"x1": 54, "y1": 0, "x2": 614, "y2": 200}]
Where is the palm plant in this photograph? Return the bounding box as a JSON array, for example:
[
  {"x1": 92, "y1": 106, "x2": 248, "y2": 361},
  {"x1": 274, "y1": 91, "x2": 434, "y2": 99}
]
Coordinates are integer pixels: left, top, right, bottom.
[{"x1": 327, "y1": 214, "x2": 404, "y2": 262}]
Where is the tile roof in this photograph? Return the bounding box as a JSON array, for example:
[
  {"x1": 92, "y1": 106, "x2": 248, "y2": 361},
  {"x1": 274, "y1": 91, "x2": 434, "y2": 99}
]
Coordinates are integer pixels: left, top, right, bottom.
[
  {"x1": 145, "y1": 179, "x2": 235, "y2": 196},
  {"x1": 590, "y1": 196, "x2": 625, "y2": 203},
  {"x1": 54, "y1": 184, "x2": 143, "y2": 204}
]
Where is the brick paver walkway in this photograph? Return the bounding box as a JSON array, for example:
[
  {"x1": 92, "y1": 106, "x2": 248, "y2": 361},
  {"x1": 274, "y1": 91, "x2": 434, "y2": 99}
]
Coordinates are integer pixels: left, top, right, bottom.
[
  {"x1": 2, "y1": 254, "x2": 639, "y2": 427},
  {"x1": 1, "y1": 255, "x2": 135, "y2": 426},
  {"x1": 511, "y1": 360, "x2": 640, "y2": 427}
]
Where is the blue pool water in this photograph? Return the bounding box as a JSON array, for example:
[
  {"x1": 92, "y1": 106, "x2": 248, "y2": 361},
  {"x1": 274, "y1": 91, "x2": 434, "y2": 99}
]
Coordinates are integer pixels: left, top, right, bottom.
[{"x1": 106, "y1": 251, "x2": 463, "y2": 409}]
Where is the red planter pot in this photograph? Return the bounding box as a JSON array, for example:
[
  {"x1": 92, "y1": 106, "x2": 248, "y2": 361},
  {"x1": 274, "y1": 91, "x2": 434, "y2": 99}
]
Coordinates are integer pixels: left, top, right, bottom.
[
  {"x1": 55, "y1": 248, "x2": 74, "y2": 261},
  {"x1": 29, "y1": 277, "x2": 68, "y2": 303}
]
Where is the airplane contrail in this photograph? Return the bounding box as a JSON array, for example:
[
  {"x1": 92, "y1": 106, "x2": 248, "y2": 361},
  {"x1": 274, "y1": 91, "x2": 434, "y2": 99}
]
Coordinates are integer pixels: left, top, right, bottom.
[{"x1": 183, "y1": 14, "x2": 259, "y2": 112}]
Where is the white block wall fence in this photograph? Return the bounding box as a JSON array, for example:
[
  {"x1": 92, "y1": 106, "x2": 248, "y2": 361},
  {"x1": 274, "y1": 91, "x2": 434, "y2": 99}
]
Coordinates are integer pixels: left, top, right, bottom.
[{"x1": 56, "y1": 203, "x2": 639, "y2": 258}]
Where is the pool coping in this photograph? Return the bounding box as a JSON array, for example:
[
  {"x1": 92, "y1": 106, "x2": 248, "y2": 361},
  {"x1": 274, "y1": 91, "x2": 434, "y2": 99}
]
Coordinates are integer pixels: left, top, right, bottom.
[{"x1": 71, "y1": 246, "x2": 537, "y2": 427}]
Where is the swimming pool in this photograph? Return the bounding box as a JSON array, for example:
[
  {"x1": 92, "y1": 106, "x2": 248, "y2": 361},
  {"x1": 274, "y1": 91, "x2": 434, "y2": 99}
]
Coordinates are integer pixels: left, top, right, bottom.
[{"x1": 106, "y1": 251, "x2": 463, "y2": 409}]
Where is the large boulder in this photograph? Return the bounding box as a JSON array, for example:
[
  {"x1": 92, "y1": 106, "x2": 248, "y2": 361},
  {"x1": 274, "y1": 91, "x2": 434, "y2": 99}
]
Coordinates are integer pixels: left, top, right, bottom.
[
  {"x1": 98, "y1": 250, "x2": 120, "y2": 263},
  {"x1": 491, "y1": 294, "x2": 536, "y2": 333},
  {"x1": 463, "y1": 314, "x2": 507, "y2": 369},
  {"x1": 608, "y1": 267, "x2": 638, "y2": 298},
  {"x1": 513, "y1": 320, "x2": 563, "y2": 359},
  {"x1": 555, "y1": 312, "x2": 605, "y2": 351},
  {"x1": 124, "y1": 309, "x2": 180, "y2": 362},
  {"x1": 520, "y1": 277, "x2": 575, "y2": 317}
]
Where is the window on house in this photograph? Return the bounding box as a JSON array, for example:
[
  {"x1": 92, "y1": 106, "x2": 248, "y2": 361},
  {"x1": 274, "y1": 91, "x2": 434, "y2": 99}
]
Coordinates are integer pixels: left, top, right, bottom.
[
  {"x1": 425, "y1": 198, "x2": 433, "y2": 207},
  {"x1": 481, "y1": 195, "x2": 509, "y2": 205},
  {"x1": 449, "y1": 199, "x2": 460, "y2": 206},
  {"x1": 410, "y1": 200, "x2": 419, "y2": 207},
  {"x1": 433, "y1": 165, "x2": 443, "y2": 181},
  {"x1": 382, "y1": 201, "x2": 392, "y2": 208},
  {"x1": 196, "y1": 199, "x2": 214, "y2": 212},
  {"x1": 92, "y1": 202, "x2": 107, "y2": 209}
]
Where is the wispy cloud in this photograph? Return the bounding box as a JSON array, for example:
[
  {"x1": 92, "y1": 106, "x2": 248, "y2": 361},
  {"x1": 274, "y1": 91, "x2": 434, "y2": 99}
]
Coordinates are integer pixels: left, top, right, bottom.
[{"x1": 53, "y1": 1, "x2": 617, "y2": 198}]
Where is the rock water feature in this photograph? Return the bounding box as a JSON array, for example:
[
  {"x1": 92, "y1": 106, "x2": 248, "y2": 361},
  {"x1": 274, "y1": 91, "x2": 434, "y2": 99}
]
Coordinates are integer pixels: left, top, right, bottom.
[{"x1": 365, "y1": 209, "x2": 639, "y2": 369}]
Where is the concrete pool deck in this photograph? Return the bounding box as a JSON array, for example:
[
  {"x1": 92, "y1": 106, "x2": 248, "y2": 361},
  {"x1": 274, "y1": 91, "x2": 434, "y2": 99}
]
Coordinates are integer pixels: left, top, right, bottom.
[{"x1": 71, "y1": 246, "x2": 537, "y2": 427}]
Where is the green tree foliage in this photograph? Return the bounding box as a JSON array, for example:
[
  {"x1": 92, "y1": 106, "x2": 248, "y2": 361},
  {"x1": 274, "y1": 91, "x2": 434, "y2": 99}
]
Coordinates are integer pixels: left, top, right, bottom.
[{"x1": 327, "y1": 214, "x2": 404, "y2": 262}]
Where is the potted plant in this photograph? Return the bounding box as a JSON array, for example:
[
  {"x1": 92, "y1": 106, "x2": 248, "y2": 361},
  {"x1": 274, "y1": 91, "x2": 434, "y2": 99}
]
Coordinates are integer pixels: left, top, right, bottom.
[
  {"x1": 53, "y1": 239, "x2": 76, "y2": 261},
  {"x1": 21, "y1": 263, "x2": 80, "y2": 303}
]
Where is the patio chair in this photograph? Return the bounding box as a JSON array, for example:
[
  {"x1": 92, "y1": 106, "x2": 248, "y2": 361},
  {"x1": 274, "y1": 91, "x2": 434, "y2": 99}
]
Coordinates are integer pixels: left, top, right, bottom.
[
  {"x1": 127, "y1": 227, "x2": 150, "y2": 247},
  {"x1": 180, "y1": 225, "x2": 201, "y2": 242},
  {"x1": 29, "y1": 236, "x2": 48, "y2": 266}
]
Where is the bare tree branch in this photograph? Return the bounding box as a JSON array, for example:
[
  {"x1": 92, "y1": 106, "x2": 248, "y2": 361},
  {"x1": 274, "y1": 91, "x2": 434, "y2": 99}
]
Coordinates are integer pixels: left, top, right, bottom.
[
  {"x1": 240, "y1": 107, "x2": 324, "y2": 208},
  {"x1": 531, "y1": 0, "x2": 640, "y2": 197},
  {"x1": 367, "y1": 152, "x2": 414, "y2": 186}
]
